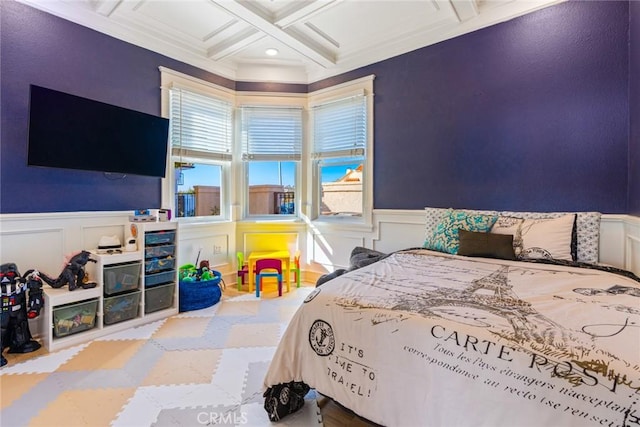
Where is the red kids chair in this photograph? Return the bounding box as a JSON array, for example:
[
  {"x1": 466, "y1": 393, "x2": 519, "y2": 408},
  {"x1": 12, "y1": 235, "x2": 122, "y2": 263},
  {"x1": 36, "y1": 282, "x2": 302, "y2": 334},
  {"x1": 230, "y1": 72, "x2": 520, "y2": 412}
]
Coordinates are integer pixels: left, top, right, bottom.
[
  {"x1": 255, "y1": 258, "x2": 283, "y2": 297},
  {"x1": 237, "y1": 252, "x2": 249, "y2": 291}
]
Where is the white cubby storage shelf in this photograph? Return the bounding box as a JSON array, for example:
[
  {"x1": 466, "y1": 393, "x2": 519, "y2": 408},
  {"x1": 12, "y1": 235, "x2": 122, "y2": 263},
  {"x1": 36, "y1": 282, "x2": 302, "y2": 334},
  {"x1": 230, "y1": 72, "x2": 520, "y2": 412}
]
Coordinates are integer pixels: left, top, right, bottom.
[{"x1": 41, "y1": 222, "x2": 178, "y2": 352}]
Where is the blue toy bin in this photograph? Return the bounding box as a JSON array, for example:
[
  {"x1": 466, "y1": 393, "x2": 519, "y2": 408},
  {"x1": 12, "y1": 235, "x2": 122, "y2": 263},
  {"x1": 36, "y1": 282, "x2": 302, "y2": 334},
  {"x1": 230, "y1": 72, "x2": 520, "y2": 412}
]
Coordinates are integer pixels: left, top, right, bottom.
[{"x1": 179, "y1": 270, "x2": 222, "y2": 312}]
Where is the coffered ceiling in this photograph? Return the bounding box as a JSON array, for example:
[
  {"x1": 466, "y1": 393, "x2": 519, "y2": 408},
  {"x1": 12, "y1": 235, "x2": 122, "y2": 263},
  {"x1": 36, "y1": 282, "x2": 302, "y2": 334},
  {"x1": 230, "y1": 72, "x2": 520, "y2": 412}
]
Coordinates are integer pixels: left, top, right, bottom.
[{"x1": 17, "y1": 0, "x2": 564, "y2": 84}]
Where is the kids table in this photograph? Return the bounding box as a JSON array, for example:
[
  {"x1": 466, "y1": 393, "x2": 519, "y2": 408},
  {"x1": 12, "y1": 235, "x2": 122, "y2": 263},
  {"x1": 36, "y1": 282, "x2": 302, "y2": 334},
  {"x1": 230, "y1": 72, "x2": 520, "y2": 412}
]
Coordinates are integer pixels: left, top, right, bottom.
[{"x1": 247, "y1": 250, "x2": 291, "y2": 294}]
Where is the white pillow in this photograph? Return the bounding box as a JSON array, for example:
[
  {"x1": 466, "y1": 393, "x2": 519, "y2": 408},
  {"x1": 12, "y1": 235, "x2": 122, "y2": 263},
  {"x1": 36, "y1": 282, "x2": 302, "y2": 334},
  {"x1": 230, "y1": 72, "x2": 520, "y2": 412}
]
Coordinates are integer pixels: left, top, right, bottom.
[
  {"x1": 500, "y1": 211, "x2": 601, "y2": 264},
  {"x1": 519, "y1": 214, "x2": 576, "y2": 261}
]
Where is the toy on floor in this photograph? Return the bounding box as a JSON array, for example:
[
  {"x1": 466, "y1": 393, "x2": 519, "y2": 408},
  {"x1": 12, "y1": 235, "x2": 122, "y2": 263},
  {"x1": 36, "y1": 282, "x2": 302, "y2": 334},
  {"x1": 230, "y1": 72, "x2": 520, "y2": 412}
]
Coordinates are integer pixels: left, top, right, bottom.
[
  {"x1": 39, "y1": 250, "x2": 97, "y2": 291},
  {"x1": 179, "y1": 260, "x2": 219, "y2": 283},
  {"x1": 1, "y1": 263, "x2": 44, "y2": 367}
]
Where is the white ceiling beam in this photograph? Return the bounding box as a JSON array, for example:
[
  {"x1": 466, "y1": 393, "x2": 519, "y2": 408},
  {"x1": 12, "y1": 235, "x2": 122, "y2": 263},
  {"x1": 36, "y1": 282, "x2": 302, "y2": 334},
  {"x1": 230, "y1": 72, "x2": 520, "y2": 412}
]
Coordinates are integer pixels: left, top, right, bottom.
[
  {"x1": 93, "y1": 0, "x2": 122, "y2": 17},
  {"x1": 305, "y1": 22, "x2": 339, "y2": 48},
  {"x1": 449, "y1": 0, "x2": 480, "y2": 22},
  {"x1": 274, "y1": 0, "x2": 343, "y2": 29},
  {"x1": 207, "y1": 28, "x2": 265, "y2": 61},
  {"x1": 210, "y1": 0, "x2": 335, "y2": 68}
]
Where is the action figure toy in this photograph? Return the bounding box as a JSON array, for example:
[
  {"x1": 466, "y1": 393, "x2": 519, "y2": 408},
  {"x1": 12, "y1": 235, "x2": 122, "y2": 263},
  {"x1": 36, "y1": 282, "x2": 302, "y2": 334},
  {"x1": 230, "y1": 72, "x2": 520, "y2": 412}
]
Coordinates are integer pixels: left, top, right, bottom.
[
  {"x1": 1, "y1": 263, "x2": 44, "y2": 367},
  {"x1": 39, "y1": 250, "x2": 97, "y2": 291}
]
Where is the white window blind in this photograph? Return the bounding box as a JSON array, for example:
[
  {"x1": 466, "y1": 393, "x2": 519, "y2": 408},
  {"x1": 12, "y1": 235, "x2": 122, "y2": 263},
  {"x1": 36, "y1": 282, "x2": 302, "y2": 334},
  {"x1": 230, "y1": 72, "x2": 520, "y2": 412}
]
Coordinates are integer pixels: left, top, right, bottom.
[
  {"x1": 240, "y1": 106, "x2": 302, "y2": 161},
  {"x1": 312, "y1": 94, "x2": 367, "y2": 159},
  {"x1": 170, "y1": 88, "x2": 233, "y2": 161}
]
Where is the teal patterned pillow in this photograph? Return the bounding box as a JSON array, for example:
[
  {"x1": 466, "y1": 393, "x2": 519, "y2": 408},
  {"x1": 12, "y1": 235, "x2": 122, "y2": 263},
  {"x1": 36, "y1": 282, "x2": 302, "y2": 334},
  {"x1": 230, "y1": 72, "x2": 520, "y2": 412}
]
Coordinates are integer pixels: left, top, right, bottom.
[{"x1": 427, "y1": 210, "x2": 498, "y2": 254}]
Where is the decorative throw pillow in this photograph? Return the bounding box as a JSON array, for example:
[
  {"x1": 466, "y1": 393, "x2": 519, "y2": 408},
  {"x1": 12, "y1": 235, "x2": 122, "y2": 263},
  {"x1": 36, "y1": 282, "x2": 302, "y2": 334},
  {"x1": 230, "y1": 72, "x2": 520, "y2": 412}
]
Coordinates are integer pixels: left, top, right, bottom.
[
  {"x1": 457, "y1": 229, "x2": 516, "y2": 260},
  {"x1": 426, "y1": 209, "x2": 498, "y2": 254},
  {"x1": 518, "y1": 214, "x2": 576, "y2": 261},
  {"x1": 491, "y1": 216, "x2": 524, "y2": 257},
  {"x1": 423, "y1": 207, "x2": 451, "y2": 249}
]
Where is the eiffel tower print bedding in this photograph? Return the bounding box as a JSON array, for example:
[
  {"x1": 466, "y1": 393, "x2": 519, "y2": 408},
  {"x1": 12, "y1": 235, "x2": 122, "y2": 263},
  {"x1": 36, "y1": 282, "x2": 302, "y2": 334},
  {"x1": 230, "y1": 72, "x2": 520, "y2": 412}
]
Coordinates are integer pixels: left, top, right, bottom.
[{"x1": 264, "y1": 249, "x2": 640, "y2": 426}]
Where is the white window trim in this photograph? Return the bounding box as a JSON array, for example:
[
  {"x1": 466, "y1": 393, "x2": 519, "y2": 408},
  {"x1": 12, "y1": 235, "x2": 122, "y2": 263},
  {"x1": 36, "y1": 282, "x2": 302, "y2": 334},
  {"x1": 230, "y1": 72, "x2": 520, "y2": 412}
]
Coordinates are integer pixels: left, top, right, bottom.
[
  {"x1": 307, "y1": 75, "x2": 375, "y2": 229},
  {"x1": 159, "y1": 67, "x2": 374, "y2": 228},
  {"x1": 160, "y1": 67, "x2": 235, "y2": 222}
]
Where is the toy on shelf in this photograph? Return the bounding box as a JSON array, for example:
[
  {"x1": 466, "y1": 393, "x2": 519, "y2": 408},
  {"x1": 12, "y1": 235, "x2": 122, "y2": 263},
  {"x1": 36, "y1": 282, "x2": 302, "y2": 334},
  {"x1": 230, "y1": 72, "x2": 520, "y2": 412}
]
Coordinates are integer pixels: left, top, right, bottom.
[
  {"x1": 125, "y1": 223, "x2": 138, "y2": 252},
  {"x1": 1, "y1": 263, "x2": 44, "y2": 367},
  {"x1": 39, "y1": 250, "x2": 97, "y2": 291},
  {"x1": 22, "y1": 269, "x2": 45, "y2": 319},
  {"x1": 97, "y1": 235, "x2": 122, "y2": 254}
]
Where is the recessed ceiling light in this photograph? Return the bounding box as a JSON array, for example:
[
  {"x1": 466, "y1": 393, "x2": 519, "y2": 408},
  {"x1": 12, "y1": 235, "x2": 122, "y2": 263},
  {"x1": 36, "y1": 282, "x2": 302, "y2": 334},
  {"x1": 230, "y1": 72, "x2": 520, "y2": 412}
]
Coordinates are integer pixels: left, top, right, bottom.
[{"x1": 265, "y1": 48, "x2": 279, "y2": 56}]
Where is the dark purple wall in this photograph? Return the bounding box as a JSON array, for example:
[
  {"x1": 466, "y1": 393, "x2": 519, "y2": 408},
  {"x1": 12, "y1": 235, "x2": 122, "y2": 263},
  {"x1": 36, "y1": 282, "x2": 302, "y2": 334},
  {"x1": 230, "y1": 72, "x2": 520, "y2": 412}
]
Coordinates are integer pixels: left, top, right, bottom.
[
  {"x1": 630, "y1": 1, "x2": 640, "y2": 215},
  {"x1": 236, "y1": 81, "x2": 307, "y2": 93},
  {"x1": 1, "y1": 0, "x2": 636, "y2": 214},
  {"x1": 312, "y1": 0, "x2": 631, "y2": 213},
  {"x1": 0, "y1": 0, "x2": 233, "y2": 213}
]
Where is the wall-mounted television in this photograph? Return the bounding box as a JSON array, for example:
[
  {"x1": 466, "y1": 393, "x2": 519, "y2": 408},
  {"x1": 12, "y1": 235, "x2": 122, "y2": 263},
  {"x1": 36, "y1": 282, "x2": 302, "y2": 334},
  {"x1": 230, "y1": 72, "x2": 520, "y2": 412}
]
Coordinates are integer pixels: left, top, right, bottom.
[{"x1": 27, "y1": 84, "x2": 169, "y2": 178}]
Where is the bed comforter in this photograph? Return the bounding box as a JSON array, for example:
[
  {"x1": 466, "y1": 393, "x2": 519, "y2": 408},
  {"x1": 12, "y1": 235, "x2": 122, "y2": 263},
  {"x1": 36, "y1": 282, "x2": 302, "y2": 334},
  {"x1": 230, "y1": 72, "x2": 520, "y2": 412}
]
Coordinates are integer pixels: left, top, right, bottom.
[{"x1": 263, "y1": 249, "x2": 640, "y2": 426}]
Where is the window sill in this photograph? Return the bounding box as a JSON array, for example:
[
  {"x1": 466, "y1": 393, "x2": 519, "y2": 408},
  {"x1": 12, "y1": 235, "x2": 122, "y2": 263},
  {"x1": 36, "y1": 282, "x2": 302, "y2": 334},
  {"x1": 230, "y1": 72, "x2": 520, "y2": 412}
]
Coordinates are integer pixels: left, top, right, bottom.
[
  {"x1": 311, "y1": 217, "x2": 373, "y2": 232},
  {"x1": 239, "y1": 216, "x2": 305, "y2": 224},
  {"x1": 176, "y1": 216, "x2": 231, "y2": 225}
]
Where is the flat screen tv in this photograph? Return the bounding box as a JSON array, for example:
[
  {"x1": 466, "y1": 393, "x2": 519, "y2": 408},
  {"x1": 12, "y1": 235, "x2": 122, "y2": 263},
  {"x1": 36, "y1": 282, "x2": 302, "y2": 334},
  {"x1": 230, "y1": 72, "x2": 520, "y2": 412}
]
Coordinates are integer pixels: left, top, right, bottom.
[{"x1": 27, "y1": 84, "x2": 169, "y2": 178}]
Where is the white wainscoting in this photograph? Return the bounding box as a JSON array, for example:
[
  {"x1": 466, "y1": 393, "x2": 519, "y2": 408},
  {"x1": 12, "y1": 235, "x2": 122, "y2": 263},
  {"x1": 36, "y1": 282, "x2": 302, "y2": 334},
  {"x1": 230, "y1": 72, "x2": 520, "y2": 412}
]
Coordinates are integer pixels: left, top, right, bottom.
[
  {"x1": 599, "y1": 214, "x2": 640, "y2": 275},
  {"x1": 177, "y1": 221, "x2": 235, "y2": 272},
  {"x1": 2, "y1": 211, "x2": 638, "y2": 280},
  {"x1": 306, "y1": 210, "x2": 640, "y2": 277},
  {"x1": 1, "y1": 210, "x2": 637, "y2": 340},
  {"x1": 0, "y1": 211, "x2": 134, "y2": 276},
  {"x1": 0, "y1": 211, "x2": 137, "y2": 338}
]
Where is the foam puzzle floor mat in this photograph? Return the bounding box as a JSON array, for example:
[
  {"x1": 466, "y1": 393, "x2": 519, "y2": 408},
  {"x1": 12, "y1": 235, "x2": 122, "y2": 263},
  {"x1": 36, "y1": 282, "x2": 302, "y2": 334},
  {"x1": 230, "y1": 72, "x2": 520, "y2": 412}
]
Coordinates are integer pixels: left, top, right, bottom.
[{"x1": 1, "y1": 287, "x2": 322, "y2": 427}]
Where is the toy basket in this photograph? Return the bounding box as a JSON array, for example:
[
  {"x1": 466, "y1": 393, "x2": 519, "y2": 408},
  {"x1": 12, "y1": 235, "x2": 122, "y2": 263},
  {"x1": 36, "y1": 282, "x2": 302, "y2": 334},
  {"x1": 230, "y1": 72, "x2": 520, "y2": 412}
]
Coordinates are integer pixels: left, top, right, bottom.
[{"x1": 179, "y1": 270, "x2": 222, "y2": 312}]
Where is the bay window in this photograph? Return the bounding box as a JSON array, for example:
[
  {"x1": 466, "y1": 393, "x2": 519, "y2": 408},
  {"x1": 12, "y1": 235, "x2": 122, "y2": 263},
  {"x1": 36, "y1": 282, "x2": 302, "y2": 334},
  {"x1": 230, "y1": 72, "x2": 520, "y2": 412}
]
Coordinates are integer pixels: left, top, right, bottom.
[
  {"x1": 240, "y1": 106, "x2": 302, "y2": 218},
  {"x1": 161, "y1": 67, "x2": 373, "y2": 225}
]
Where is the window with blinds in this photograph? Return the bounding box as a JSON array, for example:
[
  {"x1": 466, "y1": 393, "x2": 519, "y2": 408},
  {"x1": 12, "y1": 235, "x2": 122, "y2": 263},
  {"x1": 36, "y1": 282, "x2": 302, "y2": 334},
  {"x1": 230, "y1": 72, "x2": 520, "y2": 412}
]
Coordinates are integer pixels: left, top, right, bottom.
[
  {"x1": 240, "y1": 106, "x2": 302, "y2": 161},
  {"x1": 312, "y1": 94, "x2": 367, "y2": 218},
  {"x1": 312, "y1": 94, "x2": 366, "y2": 159},
  {"x1": 170, "y1": 88, "x2": 233, "y2": 160},
  {"x1": 169, "y1": 88, "x2": 233, "y2": 218},
  {"x1": 240, "y1": 106, "x2": 302, "y2": 216}
]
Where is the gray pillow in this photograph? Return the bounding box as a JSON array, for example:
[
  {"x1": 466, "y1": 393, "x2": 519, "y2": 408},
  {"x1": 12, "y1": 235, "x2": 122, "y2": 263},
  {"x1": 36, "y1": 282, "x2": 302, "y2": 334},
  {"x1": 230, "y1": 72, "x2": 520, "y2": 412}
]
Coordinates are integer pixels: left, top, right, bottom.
[{"x1": 457, "y1": 229, "x2": 516, "y2": 260}]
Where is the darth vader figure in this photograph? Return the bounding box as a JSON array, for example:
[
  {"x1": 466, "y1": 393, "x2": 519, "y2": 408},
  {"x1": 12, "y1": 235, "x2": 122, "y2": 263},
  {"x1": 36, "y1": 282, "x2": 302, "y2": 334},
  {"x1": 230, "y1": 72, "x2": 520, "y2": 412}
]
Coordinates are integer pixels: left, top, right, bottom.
[{"x1": 1, "y1": 263, "x2": 43, "y2": 367}]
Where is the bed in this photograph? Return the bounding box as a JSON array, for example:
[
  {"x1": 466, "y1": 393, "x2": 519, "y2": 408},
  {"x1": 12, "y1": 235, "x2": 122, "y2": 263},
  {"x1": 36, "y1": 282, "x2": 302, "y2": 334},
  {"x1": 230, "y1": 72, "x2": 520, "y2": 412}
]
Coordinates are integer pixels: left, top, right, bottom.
[{"x1": 263, "y1": 209, "x2": 640, "y2": 426}]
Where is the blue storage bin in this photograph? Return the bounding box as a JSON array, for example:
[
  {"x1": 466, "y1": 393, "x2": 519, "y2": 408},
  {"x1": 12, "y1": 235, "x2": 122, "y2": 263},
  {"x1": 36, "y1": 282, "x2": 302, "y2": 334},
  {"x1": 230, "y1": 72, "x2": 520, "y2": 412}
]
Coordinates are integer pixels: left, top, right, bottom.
[
  {"x1": 145, "y1": 244, "x2": 175, "y2": 259},
  {"x1": 145, "y1": 231, "x2": 176, "y2": 246},
  {"x1": 145, "y1": 257, "x2": 175, "y2": 274},
  {"x1": 145, "y1": 270, "x2": 175, "y2": 287}
]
